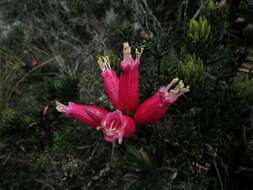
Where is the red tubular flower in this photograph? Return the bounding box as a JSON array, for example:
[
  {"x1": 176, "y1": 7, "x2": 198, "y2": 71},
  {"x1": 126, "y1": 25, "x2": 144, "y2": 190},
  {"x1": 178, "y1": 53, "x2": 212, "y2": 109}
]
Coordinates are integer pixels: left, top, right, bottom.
[
  {"x1": 98, "y1": 56, "x2": 120, "y2": 109},
  {"x1": 100, "y1": 110, "x2": 136, "y2": 144},
  {"x1": 134, "y1": 78, "x2": 190, "y2": 125},
  {"x1": 119, "y1": 42, "x2": 143, "y2": 114},
  {"x1": 56, "y1": 101, "x2": 108, "y2": 128}
]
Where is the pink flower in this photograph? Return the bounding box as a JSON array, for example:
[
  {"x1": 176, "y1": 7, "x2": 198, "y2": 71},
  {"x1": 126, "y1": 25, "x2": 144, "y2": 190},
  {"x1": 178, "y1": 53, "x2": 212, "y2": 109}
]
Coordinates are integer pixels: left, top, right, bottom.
[
  {"x1": 100, "y1": 110, "x2": 136, "y2": 143},
  {"x1": 98, "y1": 56, "x2": 120, "y2": 109},
  {"x1": 98, "y1": 56, "x2": 119, "y2": 108},
  {"x1": 119, "y1": 42, "x2": 143, "y2": 113},
  {"x1": 134, "y1": 78, "x2": 190, "y2": 125},
  {"x1": 56, "y1": 42, "x2": 191, "y2": 144},
  {"x1": 56, "y1": 101, "x2": 108, "y2": 128}
]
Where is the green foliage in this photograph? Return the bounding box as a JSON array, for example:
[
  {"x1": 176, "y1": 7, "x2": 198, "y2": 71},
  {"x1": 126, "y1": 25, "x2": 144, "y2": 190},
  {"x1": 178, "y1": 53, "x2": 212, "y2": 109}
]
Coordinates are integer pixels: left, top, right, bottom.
[
  {"x1": 33, "y1": 153, "x2": 50, "y2": 170},
  {"x1": 124, "y1": 144, "x2": 158, "y2": 170},
  {"x1": 0, "y1": 0, "x2": 253, "y2": 189},
  {"x1": 207, "y1": 0, "x2": 214, "y2": 12},
  {"x1": 0, "y1": 55, "x2": 24, "y2": 112},
  {"x1": 52, "y1": 129, "x2": 76, "y2": 154},
  {"x1": 176, "y1": 175, "x2": 218, "y2": 190},
  {"x1": 243, "y1": 24, "x2": 253, "y2": 44},
  {"x1": 159, "y1": 50, "x2": 179, "y2": 81},
  {"x1": 1, "y1": 108, "x2": 17, "y2": 128},
  {"x1": 187, "y1": 17, "x2": 211, "y2": 44},
  {"x1": 102, "y1": 49, "x2": 120, "y2": 68},
  {"x1": 232, "y1": 76, "x2": 253, "y2": 104},
  {"x1": 178, "y1": 54, "x2": 204, "y2": 86}
]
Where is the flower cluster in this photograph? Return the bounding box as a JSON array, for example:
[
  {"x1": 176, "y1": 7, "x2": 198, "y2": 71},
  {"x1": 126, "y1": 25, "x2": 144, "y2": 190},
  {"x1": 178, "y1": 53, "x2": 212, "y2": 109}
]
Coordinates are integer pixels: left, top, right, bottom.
[{"x1": 56, "y1": 42, "x2": 190, "y2": 144}]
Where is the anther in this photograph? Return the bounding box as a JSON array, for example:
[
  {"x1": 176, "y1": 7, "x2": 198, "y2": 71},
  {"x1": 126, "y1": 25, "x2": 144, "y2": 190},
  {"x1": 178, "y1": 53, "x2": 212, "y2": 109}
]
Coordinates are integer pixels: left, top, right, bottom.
[
  {"x1": 166, "y1": 77, "x2": 179, "y2": 90},
  {"x1": 56, "y1": 101, "x2": 67, "y2": 113},
  {"x1": 123, "y1": 42, "x2": 131, "y2": 58},
  {"x1": 136, "y1": 47, "x2": 144, "y2": 58},
  {"x1": 97, "y1": 56, "x2": 111, "y2": 72}
]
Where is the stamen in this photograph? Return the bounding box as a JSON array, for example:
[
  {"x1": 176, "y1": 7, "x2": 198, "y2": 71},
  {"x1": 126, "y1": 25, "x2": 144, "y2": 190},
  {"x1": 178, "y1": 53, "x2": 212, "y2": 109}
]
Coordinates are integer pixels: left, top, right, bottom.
[
  {"x1": 136, "y1": 47, "x2": 144, "y2": 58},
  {"x1": 111, "y1": 127, "x2": 117, "y2": 132},
  {"x1": 167, "y1": 79, "x2": 190, "y2": 97},
  {"x1": 170, "y1": 89, "x2": 178, "y2": 95},
  {"x1": 166, "y1": 77, "x2": 179, "y2": 90},
  {"x1": 56, "y1": 101, "x2": 68, "y2": 113},
  {"x1": 123, "y1": 42, "x2": 132, "y2": 58},
  {"x1": 107, "y1": 131, "x2": 113, "y2": 136},
  {"x1": 178, "y1": 80, "x2": 185, "y2": 88},
  {"x1": 179, "y1": 85, "x2": 190, "y2": 95},
  {"x1": 118, "y1": 137, "x2": 123, "y2": 144},
  {"x1": 109, "y1": 120, "x2": 115, "y2": 130},
  {"x1": 175, "y1": 80, "x2": 183, "y2": 89},
  {"x1": 106, "y1": 120, "x2": 116, "y2": 136},
  {"x1": 97, "y1": 56, "x2": 111, "y2": 72}
]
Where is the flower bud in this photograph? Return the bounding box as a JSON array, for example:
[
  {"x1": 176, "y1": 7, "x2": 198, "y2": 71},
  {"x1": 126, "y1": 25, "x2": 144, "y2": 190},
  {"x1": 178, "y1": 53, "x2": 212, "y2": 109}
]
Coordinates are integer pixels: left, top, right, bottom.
[
  {"x1": 134, "y1": 78, "x2": 189, "y2": 125},
  {"x1": 98, "y1": 56, "x2": 120, "y2": 109},
  {"x1": 56, "y1": 101, "x2": 108, "y2": 128},
  {"x1": 100, "y1": 110, "x2": 136, "y2": 143},
  {"x1": 119, "y1": 42, "x2": 143, "y2": 113}
]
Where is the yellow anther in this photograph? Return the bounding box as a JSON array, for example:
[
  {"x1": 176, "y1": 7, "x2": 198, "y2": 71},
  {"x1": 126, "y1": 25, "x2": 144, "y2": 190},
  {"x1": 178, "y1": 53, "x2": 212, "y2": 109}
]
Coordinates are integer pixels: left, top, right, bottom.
[
  {"x1": 56, "y1": 101, "x2": 67, "y2": 113},
  {"x1": 123, "y1": 42, "x2": 131, "y2": 58},
  {"x1": 172, "y1": 77, "x2": 179, "y2": 84},
  {"x1": 136, "y1": 47, "x2": 144, "y2": 58},
  {"x1": 170, "y1": 89, "x2": 178, "y2": 95},
  {"x1": 97, "y1": 56, "x2": 111, "y2": 71},
  {"x1": 178, "y1": 80, "x2": 185, "y2": 88},
  {"x1": 111, "y1": 127, "x2": 117, "y2": 132},
  {"x1": 167, "y1": 79, "x2": 190, "y2": 96},
  {"x1": 182, "y1": 87, "x2": 190, "y2": 93}
]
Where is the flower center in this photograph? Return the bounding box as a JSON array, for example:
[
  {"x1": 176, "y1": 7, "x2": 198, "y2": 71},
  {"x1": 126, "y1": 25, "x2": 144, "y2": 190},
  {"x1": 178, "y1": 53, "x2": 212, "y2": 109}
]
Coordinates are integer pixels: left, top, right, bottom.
[
  {"x1": 166, "y1": 78, "x2": 190, "y2": 96},
  {"x1": 97, "y1": 56, "x2": 111, "y2": 72},
  {"x1": 56, "y1": 101, "x2": 68, "y2": 112},
  {"x1": 106, "y1": 120, "x2": 121, "y2": 136}
]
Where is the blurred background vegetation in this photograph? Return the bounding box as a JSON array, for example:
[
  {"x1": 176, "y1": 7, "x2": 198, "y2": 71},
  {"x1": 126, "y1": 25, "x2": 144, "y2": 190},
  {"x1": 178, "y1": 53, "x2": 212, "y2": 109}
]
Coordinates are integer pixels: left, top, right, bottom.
[{"x1": 0, "y1": 0, "x2": 253, "y2": 189}]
